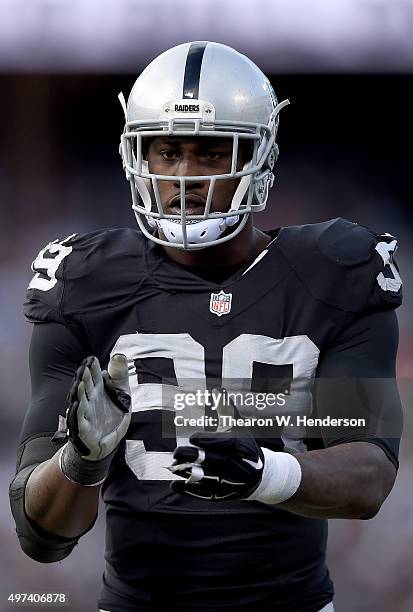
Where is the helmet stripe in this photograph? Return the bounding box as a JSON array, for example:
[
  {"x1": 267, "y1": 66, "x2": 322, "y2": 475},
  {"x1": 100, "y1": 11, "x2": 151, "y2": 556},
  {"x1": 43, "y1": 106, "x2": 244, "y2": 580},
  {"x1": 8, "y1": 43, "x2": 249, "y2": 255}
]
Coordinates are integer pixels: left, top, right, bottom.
[{"x1": 183, "y1": 41, "x2": 207, "y2": 100}]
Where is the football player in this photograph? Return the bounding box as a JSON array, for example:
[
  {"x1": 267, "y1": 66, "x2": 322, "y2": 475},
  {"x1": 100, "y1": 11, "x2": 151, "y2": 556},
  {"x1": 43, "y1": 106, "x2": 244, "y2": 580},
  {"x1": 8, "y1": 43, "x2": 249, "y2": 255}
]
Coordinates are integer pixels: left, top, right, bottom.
[{"x1": 10, "y1": 42, "x2": 403, "y2": 612}]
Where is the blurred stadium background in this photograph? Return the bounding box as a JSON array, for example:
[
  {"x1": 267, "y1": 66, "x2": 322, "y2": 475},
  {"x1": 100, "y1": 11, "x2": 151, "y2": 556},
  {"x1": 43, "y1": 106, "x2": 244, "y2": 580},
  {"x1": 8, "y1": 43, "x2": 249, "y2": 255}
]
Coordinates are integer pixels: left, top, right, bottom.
[{"x1": 1, "y1": 1, "x2": 412, "y2": 610}]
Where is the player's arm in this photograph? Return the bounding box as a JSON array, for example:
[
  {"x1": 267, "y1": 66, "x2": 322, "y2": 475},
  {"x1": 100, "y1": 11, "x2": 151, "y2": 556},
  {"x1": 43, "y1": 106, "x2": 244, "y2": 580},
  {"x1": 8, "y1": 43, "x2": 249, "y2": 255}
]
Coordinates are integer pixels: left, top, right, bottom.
[
  {"x1": 278, "y1": 441, "x2": 395, "y2": 519},
  {"x1": 23, "y1": 446, "x2": 101, "y2": 536},
  {"x1": 171, "y1": 310, "x2": 402, "y2": 519},
  {"x1": 9, "y1": 322, "x2": 131, "y2": 562},
  {"x1": 278, "y1": 308, "x2": 401, "y2": 519}
]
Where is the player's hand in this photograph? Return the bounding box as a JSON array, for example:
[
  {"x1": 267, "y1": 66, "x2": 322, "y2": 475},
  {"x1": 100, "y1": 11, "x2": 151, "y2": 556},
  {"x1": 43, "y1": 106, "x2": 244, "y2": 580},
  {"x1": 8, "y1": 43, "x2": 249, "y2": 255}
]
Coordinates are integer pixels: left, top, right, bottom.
[
  {"x1": 66, "y1": 355, "x2": 131, "y2": 460},
  {"x1": 169, "y1": 389, "x2": 265, "y2": 500},
  {"x1": 169, "y1": 389, "x2": 302, "y2": 504},
  {"x1": 59, "y1": 354, "x2": 131, "y2": 486},
  {"x1": 169, "y1": 430, "x2": 265, "y2": 501}
]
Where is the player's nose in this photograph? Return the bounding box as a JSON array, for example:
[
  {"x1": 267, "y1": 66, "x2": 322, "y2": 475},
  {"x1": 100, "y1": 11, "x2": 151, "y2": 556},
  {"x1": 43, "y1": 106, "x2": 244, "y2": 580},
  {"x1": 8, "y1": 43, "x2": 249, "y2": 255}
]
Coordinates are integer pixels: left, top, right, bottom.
[{"x1": 172, "y1": 154, "x2": 204, "y2": 189}]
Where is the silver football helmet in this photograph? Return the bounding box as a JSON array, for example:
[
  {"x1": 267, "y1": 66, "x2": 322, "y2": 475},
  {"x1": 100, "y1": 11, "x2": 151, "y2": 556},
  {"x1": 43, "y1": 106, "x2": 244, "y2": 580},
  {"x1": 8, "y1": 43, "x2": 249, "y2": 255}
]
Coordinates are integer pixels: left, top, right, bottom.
[{"x1": 119, "y1": 41, "x2": 289, "y2": 250}]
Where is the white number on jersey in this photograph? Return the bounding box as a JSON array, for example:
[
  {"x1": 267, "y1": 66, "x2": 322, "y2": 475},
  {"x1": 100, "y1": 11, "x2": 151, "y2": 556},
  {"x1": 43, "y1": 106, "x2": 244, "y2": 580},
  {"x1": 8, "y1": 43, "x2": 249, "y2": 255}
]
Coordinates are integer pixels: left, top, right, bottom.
[
  {"x1": 375, "y1": 236, "x2": 402, "y2": 293},
  {"x1": 111, "y1": 332, "x2": 320, "y2": 481},
  {"x1": 28, "y1": 234, "x2": 76, "y2": 292}
]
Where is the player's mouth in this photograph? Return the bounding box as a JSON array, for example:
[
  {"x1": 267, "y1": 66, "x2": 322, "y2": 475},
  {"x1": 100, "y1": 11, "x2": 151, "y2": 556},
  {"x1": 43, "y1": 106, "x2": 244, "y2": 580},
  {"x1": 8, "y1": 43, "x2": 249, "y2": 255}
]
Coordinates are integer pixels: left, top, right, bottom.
[{"x1": 167, "y1": 194, "x2": 206, "y2": 217}]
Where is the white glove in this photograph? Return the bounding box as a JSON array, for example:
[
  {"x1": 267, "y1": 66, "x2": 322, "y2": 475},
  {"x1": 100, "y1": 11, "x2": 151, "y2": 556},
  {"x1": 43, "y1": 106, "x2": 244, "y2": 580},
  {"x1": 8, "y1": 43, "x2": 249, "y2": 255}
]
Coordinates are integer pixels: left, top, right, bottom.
[
  {"x1": 58, "y1": 354, "x2": 131, "y2": 485},
  {"x1": 73, "y1": 354, "x2": 131, "y2": 460}
]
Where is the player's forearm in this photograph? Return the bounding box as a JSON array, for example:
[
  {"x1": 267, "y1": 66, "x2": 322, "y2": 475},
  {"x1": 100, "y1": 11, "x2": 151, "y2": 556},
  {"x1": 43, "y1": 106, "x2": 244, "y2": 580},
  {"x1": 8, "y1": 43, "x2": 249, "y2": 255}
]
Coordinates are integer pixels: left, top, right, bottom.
[
  {"x1": 25, "y1": 449, "x2": 100, "y2": 538},
  {"x1": 278, "y1": 441, "x2": 396, "y2": 519}
]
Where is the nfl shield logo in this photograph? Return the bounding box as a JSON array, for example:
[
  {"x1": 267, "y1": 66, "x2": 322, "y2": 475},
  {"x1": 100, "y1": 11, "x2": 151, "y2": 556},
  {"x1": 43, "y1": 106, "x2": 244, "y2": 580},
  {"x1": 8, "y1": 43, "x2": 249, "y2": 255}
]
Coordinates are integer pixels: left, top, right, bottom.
[{"x1": 210, "y1": 290, "x2": 232, "y2": 317}]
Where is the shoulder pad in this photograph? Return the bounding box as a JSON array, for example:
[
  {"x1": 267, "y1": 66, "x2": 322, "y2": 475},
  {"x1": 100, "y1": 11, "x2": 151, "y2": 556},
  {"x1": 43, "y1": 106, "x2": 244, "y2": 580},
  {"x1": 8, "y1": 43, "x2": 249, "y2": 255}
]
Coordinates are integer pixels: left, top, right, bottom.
[
  {"x1": 24, "y1": 228, "x2": 146, "y2": 322},
  {"x1": 276, "y1": 217, "x2": 402, "y2": 313}
]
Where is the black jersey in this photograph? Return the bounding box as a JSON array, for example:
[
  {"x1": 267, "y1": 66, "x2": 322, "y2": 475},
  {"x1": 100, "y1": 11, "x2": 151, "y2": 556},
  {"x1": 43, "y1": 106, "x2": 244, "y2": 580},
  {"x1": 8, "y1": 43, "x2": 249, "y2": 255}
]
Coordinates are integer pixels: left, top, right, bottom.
[{"x1": 22, "y1": 218, "x2": 403, "y2": 612}]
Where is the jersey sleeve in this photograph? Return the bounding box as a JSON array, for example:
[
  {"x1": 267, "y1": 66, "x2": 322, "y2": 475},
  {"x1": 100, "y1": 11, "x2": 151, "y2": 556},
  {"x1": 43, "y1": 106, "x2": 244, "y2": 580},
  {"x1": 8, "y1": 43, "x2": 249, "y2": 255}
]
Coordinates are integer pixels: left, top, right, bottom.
[
  {"x1": 313, "y1": 309, "x2": 403, "y2": 468},
  {"x1": 19, "y1": 321, "x2": 89, "y2": 444},
  {"x1": 276, "y1": 217, "x2": 402, "y2": 314}
]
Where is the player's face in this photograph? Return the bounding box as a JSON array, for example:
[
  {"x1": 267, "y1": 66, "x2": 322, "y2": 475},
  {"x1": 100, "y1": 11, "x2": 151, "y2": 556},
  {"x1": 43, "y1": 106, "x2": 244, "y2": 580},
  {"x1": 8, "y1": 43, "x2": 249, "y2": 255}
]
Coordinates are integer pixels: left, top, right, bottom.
[{"x1": 146, "y1": 137, "x2": 249, "y2": 216}]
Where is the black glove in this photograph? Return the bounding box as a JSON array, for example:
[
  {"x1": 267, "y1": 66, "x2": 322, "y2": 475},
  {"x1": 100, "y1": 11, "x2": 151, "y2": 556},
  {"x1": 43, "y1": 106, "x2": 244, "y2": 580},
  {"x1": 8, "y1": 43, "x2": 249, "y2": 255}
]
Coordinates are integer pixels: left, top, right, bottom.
[
  {"x1": 169, "y1": 430, "x2": 265, "y2": 501},
  {"x1": 169, "y1": 389, "x2": 302, "y2": 505}
]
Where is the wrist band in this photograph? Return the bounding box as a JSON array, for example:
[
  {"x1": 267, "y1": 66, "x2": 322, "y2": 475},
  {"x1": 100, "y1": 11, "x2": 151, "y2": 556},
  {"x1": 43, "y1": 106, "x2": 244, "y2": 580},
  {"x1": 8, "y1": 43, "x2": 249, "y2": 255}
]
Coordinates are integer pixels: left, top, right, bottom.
[
  {"x1": 246, "y1": 447, "x2": 302, "y2": 505},
  {"x1": 59, "y1": 443, "x2": 112, "y2": 487}
]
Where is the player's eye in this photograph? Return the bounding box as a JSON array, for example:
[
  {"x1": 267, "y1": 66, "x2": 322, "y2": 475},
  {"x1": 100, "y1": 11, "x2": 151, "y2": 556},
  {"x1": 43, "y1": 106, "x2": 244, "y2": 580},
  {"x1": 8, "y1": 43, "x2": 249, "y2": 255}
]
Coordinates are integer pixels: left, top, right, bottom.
[
  {"x1": 160, "y1": 149, "x2": 178, "y2": 161},
  {"x1": 204, "y1": 151, "x2": 222, "y2": 161}
]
